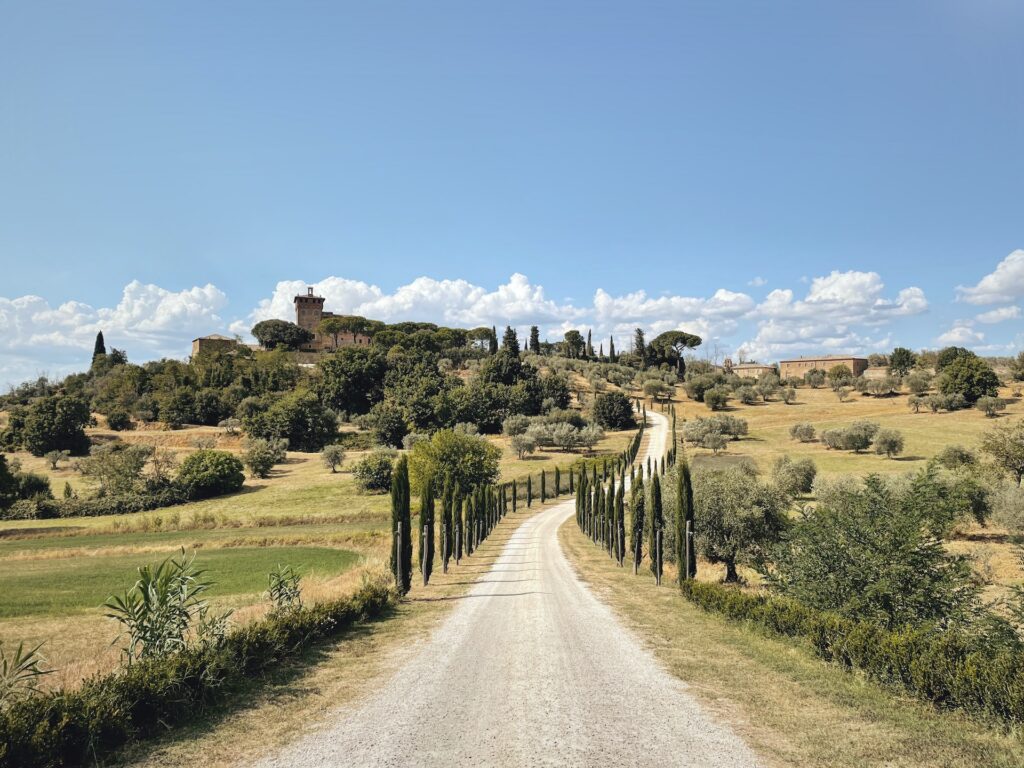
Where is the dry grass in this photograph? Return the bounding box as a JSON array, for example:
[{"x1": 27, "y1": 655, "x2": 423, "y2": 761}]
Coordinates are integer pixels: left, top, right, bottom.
[
  {"x1": 116, "y1": 503, "x2": 547, "y2": 768},
  {"x1": 560, "y1": 521, "x2": 1024, "y2": 768}
]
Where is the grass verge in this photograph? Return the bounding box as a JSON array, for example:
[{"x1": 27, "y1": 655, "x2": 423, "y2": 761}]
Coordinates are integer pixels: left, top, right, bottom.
[{"x1": 559, "y1": 520, "x2": 1024, "y2": 768}]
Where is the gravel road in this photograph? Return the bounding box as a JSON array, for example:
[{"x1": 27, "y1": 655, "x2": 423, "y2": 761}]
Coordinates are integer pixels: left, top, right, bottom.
[{"x1": 257, "y1": 412, "x2": 760, "y2": 767}]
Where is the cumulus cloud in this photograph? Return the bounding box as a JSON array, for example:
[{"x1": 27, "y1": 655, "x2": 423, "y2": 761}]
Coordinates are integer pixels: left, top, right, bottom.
[
  {"x1": 936, "y1": 322, "x2": 985, "y2": 346},
  {"x1": 747, "y1": 276, "x2": 767, "y2": 287},
  {"x1": 0, "y1": 281, "x2": 228, "y2": 387},
  {"x1": 976, "y1": 306, "x2": 1021, "y2": 324},
  {"x1": 957, "y1": 249, "x2": 1024, "y2": 305},
  {"x1": 736, "y1": 270, "x2": 926, "y2": 360}
]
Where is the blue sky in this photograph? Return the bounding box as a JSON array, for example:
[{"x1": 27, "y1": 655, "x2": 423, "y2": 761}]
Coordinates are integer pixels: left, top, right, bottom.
[{"x1": 1, "y1": 1, "x2": 1022, "y2": 386}]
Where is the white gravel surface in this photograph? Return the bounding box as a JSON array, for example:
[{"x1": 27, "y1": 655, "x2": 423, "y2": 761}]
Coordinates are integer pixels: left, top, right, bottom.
[{"x1": 256, "y1": 412, "x2": 761, "y2": 767}]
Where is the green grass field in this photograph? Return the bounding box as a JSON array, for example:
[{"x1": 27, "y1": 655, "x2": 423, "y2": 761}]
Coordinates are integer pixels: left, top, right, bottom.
[{"x1": 0, "y1": 546, "x2": 361, "y2": 619}]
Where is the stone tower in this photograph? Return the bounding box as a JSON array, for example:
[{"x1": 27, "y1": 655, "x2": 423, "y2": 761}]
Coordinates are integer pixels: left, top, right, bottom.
[{"x1": 294, "y1": 287, "x2": 325, "y2": 335}]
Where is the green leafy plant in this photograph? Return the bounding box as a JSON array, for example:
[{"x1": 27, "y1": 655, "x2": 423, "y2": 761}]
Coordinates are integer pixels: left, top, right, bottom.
[
  {"x1": 0, "y1": 641, "x2": 50, "y2": 707},
  {"x1": 103, "y1": 549, "x2": 212, "y2": 662},
  {"x1": 267, "y1": 565, "x2": 303, "y2": 613}
]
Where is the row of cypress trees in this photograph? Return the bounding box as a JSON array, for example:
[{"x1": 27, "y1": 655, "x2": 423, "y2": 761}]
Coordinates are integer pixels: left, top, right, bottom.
[{"x1": 575, "y1": 405, "x2": 696, "y2": 586}]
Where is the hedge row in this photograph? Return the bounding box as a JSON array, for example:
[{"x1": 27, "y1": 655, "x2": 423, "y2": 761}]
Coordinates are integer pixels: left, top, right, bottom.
[
  {"x1": 680, "y1": 580, "x2": 1024, "y2": 725},
  {"x1": 0, "y1": 486, "x2": 191, "y2": 520},
  {"x1": 0, "y1": 578, "x2": 394, "y2": 768}
]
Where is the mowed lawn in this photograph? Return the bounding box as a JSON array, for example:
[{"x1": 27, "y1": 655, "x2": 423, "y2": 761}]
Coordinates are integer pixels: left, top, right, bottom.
[{"x1": 0, "y1": 546, "x2": 361, "y2": 620}]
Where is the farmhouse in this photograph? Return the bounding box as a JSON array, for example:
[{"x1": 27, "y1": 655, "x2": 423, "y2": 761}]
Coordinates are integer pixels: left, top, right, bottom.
[
  {"x1": 725, "y1": 360, "x2": 777, "y2": 378},
  {"x1": 779, "y1": 354, "x2": 869, "y2": 380},
  {"x1": 294, "y1": 287, "x2": 373, "y2": 352},
  {"x1": 191, "y1": 334, "x2": 239, "y2": 357}
]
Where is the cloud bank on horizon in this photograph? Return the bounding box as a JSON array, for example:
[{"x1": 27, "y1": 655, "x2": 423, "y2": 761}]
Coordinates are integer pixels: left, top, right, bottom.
[{"x1": 1, "y1": 250, "x2": 1022, "y2": 389}]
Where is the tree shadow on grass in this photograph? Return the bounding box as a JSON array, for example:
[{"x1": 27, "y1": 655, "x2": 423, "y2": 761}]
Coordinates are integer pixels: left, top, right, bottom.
[
  {"x1": 109, "y1": 605, "x2": 397, "y2": 766},
  {"x1": 891, "y1": 455, "x2": 927, "y2": 462}
]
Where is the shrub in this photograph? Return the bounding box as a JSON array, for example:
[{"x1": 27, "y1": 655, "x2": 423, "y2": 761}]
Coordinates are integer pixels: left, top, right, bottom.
[
  {"x1": 680, "y1": 579, "x2": 1024, "y2": 727},
  {"x1": 241, "y1": 438, "x2": 288, "y2": 479},
  {"x1": 904, "y1": 372, "x2": 931, "y2": 395},
  {"x1": 936, "y1": 444, "x2": 977, "y2": 469},
  {"x1": 873, "y1": 428, "x2": 904, "y2": 458},
  {"x1": 976, "y1": 396, "x2": 1007, "y2": 418},
  {"x1": 591, "y1": 391, "x2": 636, "y2": 430},
  {"x1": 772, "y1": 456, "x2": 816, "y2": 496},
  {"x1": 803, "y1": 369, "x2": 826, "y2": 388},
  {"x1": 502, "y1": 414, "x2": 530, "y2": 436},
  {"x1": 0, "y1": 578, "x2": 393, "y2": 767},
  {"x1": 106, "y1": 409, "x2": 133, "y2": 431},
  {"x1": 352, "y1": 449, "x2": 396, "y2": 492},
  {"x1": 320, "y1": 445, "x2": 346, "y2": 472},
  {"x1": 939, "y1": 355, "x2": 1000, "y2": 404},
  {"x1": 789, "y1": 422, "x2": 815, "y2": 442},
  {"x1": 510, "y1": 433, "x2": 537, "y2": 459},
  {"x1": 408, "y1": 429, "x2": 501, "y2": 494},
  {"x1": 703, "y1": 386, "x2": 730, "y2": 411},
  {"x1": 176, "y1": 450, "x2": 245, "y2": 499}
]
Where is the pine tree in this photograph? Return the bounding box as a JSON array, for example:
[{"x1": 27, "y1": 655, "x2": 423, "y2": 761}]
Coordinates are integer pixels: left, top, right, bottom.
[
  {"x1": 441, "y1": 478, "x2": 453, "y2": 573},
  {"x1": 92, "y1": 331, "x2": 106, "y2": 360},
  {"x1": 390, "y1": 455, "x2": 412, "y2": 595},
  {"x1": 529, "y1": 325, "x2": 541, "y2": 354},
  {"x1": 420, "y1": 477, "x2": 435, "y2": 586},
  {"x1": 649, "y1": 474, "x2": 664, "y2": 585},
  {"x1": 502, "y1": 326, "x2": 520, "y2": 356},
  {"x1": 631, "y1": 476, "x2": 645, "y2": 574}
]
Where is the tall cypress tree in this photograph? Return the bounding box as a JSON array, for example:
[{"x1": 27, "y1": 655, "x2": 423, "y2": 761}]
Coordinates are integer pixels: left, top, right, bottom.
[
  {"x1": 554, "y1": 466, "x2": 561, "y2": 496},
  {"x1": 441, "y1": 478, "x2": 453, "y2": 573},
  {"x1": 453, "y1": 483, "x2": 463, "y2": 563},
  {"x1": 529, "y1": 325, "x2": 541, "y2": 354},
  {"x1": 512, "y1": 478, "x2": 518, "y2": 512},
  {"x1": 527, "y1": 475, "x2": 533, "y2": 507},
  {"x1": 606, "y1": 475, "x2": 616, "y2": 556},
  {"x1": 464, "y1": 493, "x2": 474, "y2": 556},
  {"x1": 420, "y1": 477, "x2": 435, "y2": 586},
  {"x1": 502, "y1": 325, "x2": 520, "y2": 356},
  {"x1": 616, "y1": 478, "x2": 626, "y2": 566},
  {"x1": 569, "y1": 468, "x2": 574, "y2": 494},
  {"x1": 92, "y1": 331, "x2": 106, "y2": 360},
  {"x1": 631, "y1": 475, "x2": 645, "y2": 574},
  {"x1": 649, "y1": 474, "x2": 664, "y2": 585},
  {"x1": 540, "y1": 470, "x2": 546, "y2": 503},
  {"x1": 586, "y1": 329, "x2": 594, "y2": 358},
  {"x1": 489, "y1": 326, "x2": 498, "y2": 354},
  {"x1": 390, "y1": 455, "x2": 412, "y2": 595},
  {"x1": 608, "y1": 335, "x2": 616, "y2": 363},
  {"x1": 676, "y1": 458, "x2": 696, "y2": 584}
]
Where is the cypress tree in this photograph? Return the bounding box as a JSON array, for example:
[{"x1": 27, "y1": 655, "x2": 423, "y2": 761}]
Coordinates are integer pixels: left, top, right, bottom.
[
  {"x1": 616, "y1": 478, "x2": 626, "y2": 566},
  {"x1": 569, "y1": 468, "x2": 574, "y2": 494},
  {"x1": 464, "y1": 493, "x2": 474, "y2": 556},
  {"x1": 527, "y1": 475, "x2": 533, "y2": 507},
  {"x1": 606, "y1": 474, "x2": 616, "y2": 556},
  {"x1": 489, "y1": 325, "x2": 498, "y2": 354},
  {"x1": 649, "y1": 474, "x2": 664, "y2": 585},
  {"x1": 609, "y1": 335, "x2": 616, "y2": 363},
  {"x1": 586, "y1": 329, "x2": 594, "y2": 358},
  {"x1": 441, "y1": 478, "x2": 453, "y2": 573},
  {"x1": 529, "y1": 325, "x2": 541, "y2": 354},
  {"x1": 512, "y1": 478, "x2": 518, "y2": 512},
  {"x1": 631, "y1": 476, "x2": 645, "y2": 574},
  {"x1": 453, "y1": 483, "x2": 463, "y2": 563},
  {"x1": 502, "y1": 325, "x2": 520, "y2": 356},
  {"x1": 540, "y1": 470, "x2": 546, "y2": 503},
  {"x1": 554, "y1": 466, "x2": 561, "y2": 496},
  {"x1": 420, "y1": 477, "x2": 435, "y2": 586},
  {"x1": 390, "y1": 455, "x2": 412, "y2": 595},
  {"x1": 676, "y1": 458, "x2": 696, "y2": 583},
  {"x1": 92, "y1": 331, "x2": 106, "y2": 360}
]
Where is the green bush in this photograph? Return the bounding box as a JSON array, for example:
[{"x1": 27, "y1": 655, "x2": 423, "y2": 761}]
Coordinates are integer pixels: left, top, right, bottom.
[
  {"x1": 176, "y1": 450, "x2": 245, "y2": 499},
  {"x1": 0, "y1": 578, "x2": 393, "y2": 768},
  {"x1": 105, "y1": 409, "x2": 133, "y2": 431},
  {"x1": 591, "y1": 391, "x2": 635, "y2": 430},
  {"x1": 680, "y1": 579, "x2": 1024, "y2": 725},
  {"x1": 352, "y1": 449, "x2": 396, "y2": 492}
]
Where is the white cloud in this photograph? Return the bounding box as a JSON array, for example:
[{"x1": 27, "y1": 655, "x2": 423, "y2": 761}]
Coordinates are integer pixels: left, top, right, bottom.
[
  {"x1": 936, "y1": 322, "x2": 985, "y2": 346},
  {"x1": 0, "y1": 281, "x2": 228, "y2": 388},
  {"x1": 956, "y1": 249, "x2": 1024, "y2": 305},
  {"x1": 975, "y1": 306, "x2": 1021, "y2": 324},
  {"x1": 747, "y1": 276, "x2": 767, "y2": 287}
]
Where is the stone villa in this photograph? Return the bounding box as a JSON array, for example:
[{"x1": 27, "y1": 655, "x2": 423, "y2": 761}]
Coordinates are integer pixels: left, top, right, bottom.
[
  {"x1": 294, "y1": 287, "x2": 372, "y2": 352},
  {"x1": 779, "y1": 355, "x2": 868, "y2": 380}
]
